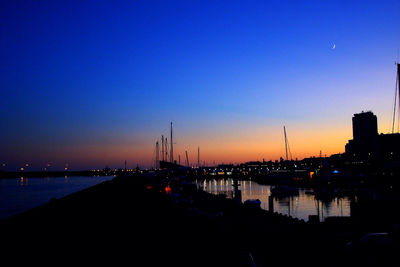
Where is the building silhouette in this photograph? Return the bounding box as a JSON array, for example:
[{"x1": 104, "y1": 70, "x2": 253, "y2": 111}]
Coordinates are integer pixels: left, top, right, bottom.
[
  {"x1": 352, "y1": 111, "x2": 378, "y2": 141},
  {"x1": 345, "y1": 111, "x2": 400, "y2": 160}
]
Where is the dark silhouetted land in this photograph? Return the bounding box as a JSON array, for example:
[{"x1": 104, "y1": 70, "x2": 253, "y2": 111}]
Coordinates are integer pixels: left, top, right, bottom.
[{"x1": 1, "y1": 173, "x2": 398, "y2": 267}]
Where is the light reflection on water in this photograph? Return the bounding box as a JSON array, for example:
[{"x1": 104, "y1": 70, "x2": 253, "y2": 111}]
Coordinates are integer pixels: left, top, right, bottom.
[
  {"x1": 195, "y1": 178, "x2": 351, "y2": 222},
  {"x1": 0, "y1": 176, "x2": 115, "y2": 221}
]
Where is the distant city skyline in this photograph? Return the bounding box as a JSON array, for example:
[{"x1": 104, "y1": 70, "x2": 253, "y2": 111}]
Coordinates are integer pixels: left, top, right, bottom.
[{"x1": 1, "y1": 1, "x2": 400, "y2": 170}]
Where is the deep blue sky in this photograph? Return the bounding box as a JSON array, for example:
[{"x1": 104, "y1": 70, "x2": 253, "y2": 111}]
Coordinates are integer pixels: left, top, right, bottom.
[{"x1": 1, "y1": 0, "x2": 400, "y2": 170}]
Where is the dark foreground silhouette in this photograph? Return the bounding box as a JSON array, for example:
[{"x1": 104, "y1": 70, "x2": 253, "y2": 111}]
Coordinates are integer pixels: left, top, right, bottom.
[{"x1": 1, "y1": 174, "x2": 398, "y2": 267}]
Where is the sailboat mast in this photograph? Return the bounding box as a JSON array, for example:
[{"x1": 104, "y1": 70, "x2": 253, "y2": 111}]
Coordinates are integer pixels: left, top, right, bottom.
[
  {"x1": 165, "y1": 138, "x2": 168, "y2": 160},
  {"x1": 398, "y1": 63, "x2": 400, "y2": 132},
  {"x1": 161, "y1": 135, "x2": 164, "y2": 161},
  {"x1": 392, "y1": 63, "x2": 400, "y2": 133},
  {"x1": 186, "y1": 151, "x2": 189, "y2": 167},
  {"x1": 155, "y1": 141, "x2": 159, "y2": 169},
  {"x1": 284, "y1": 126, "x2": 288, "y2": 161},
  {"x1": 170, "y1": 122, "x2": 174, "y2": 163}
]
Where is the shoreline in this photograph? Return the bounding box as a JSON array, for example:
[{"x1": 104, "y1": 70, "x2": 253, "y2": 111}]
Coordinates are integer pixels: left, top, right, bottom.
[{"x1": 0, "y1": 170, "x2": 114, "y2": 178}]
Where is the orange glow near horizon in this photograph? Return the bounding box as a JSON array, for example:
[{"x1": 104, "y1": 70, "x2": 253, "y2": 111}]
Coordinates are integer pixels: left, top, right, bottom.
[
  {"x1": 4, "y1": 115, "x2": 394, "y2": 170},
  {"x1": 53, "y1": 126, "x2": 348, "y2": 168}
]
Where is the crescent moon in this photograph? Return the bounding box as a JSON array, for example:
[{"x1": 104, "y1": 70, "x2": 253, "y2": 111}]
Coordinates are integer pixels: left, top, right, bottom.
[{"x1": 332, "y1": 44, "x2": 336, "y2": 50}]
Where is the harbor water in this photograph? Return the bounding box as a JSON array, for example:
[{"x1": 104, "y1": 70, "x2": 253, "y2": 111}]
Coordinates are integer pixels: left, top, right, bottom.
[
  {"x1": 0, "y1": 175, "x2": 115, "y2": 221},
  {"x1": 195, "y1": 178, "x2": 351, "y2": 222}
]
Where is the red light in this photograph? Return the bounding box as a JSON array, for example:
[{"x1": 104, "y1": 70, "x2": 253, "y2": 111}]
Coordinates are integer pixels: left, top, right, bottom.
[{"x1": 165, "y1": 185, "x2": 172, "y2": 194}]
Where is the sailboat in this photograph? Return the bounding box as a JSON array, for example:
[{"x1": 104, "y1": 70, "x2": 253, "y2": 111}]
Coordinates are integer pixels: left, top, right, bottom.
[{"x1": 268, "y1": 126, "x2": 309, "y2": 179}]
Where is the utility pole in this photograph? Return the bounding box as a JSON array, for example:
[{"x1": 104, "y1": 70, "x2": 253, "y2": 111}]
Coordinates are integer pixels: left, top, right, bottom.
[
  {"x1": 198, "y1": 147, "x2": 200, "y2": 167},
  {"x1": 186, "y1": 151, "x2": 189, "y2": 168}
]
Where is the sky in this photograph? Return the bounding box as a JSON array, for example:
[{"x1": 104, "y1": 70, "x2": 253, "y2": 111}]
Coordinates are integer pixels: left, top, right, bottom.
[{"x1": 1, "y1": 0, "x2": 400, "y2": 170}]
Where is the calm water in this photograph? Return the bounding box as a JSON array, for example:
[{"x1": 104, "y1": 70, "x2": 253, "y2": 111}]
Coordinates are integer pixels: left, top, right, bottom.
[
  {"x1": 0, "y1": 175, "x2": 115, "y2": 221},
  {"x1": 195, "y1": 178, "x2": 351, "y2": 222}
]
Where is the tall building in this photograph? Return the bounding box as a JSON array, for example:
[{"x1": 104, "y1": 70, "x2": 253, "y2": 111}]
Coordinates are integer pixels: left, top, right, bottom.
[
  {"x1": 346, "y1": 111, "x2": 379, "y2": 157},
  {"x1": 346, "y1": 111, "x2": 400, "y2": 159},
  {"x1": 352, "y1": 111, "x2": 378, "y2": 141}
]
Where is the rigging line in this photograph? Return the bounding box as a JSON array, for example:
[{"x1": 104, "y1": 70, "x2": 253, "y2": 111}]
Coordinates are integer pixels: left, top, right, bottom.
[
  {"x1": 287, "y1": 139, "x2": 293, "y2": 161},
  {"x1": 285, "y1": 126, "x2": 293, "y2": 160}
]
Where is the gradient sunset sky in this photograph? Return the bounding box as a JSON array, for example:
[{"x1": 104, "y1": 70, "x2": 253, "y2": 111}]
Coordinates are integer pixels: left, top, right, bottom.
[{"x1": 1, "y1": 0, "x2": 400, "y2": 170}]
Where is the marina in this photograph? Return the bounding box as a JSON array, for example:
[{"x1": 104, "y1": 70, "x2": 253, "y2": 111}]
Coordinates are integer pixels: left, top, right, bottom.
[
  {"x1": 1, "y1": 2, "x2": 400, "y2": 266},
  {"x1": 195, "y1": 178, "x2": 351, "y2": 222}
]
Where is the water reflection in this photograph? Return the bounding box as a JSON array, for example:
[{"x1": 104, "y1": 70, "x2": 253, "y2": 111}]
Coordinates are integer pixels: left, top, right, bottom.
[
  {"x1": 19, "y1": 177, "x2": 28, "y2": 186},
  {"x1": 195, "y1": 178, "x2": 351, "y2": 222}
]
